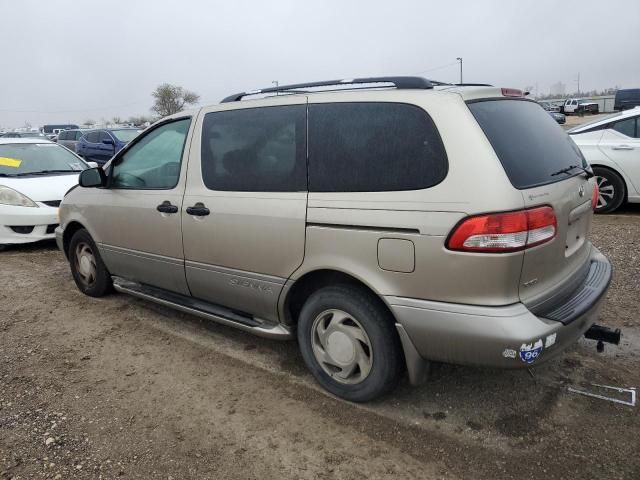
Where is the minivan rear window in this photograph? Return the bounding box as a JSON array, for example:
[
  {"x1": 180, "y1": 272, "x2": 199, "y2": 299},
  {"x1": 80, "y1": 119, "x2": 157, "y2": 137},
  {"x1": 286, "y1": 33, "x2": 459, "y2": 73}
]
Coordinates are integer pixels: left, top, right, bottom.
[{"x1": 468, "y1": 99, "x2": 587, "y2": 189}]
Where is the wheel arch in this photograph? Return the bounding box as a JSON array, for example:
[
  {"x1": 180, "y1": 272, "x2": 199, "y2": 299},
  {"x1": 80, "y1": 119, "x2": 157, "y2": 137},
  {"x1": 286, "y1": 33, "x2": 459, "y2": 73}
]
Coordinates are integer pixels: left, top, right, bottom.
[
  {"x1": 62, "y1": 221, "x2": 87, "y2": 259},
  {"x1": 280, "y1": 268, "x2": 396, "y2": 328}
]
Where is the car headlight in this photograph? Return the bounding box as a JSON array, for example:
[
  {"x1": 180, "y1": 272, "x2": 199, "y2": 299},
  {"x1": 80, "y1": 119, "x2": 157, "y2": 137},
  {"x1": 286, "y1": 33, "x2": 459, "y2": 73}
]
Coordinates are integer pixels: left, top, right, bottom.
[{"x1": 0, "y1": 185, "x2": 38, "y2": 207}]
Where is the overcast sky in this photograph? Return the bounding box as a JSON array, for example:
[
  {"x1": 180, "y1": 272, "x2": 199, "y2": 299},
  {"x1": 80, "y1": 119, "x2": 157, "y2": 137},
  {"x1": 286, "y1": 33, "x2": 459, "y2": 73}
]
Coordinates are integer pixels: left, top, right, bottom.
[{"x1": 1, "y1": 0, "x2": 639, "y2": 128}]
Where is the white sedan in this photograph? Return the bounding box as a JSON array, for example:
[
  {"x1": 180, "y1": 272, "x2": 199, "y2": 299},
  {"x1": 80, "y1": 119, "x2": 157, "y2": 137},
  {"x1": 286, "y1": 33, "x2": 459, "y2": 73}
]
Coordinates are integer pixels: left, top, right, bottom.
[
  {"x1": 569, "y1": 107, "x2": 640, "y2": 213},
  {"x1": 0, "y1": 138, "x2": 95, "y2": 248}
]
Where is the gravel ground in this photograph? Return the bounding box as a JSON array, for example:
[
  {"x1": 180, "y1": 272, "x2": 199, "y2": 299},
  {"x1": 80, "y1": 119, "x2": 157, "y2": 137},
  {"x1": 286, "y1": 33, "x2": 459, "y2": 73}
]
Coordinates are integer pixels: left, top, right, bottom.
[{"x1": 1, "y1": 208, "x2": 639, "y2": 480}]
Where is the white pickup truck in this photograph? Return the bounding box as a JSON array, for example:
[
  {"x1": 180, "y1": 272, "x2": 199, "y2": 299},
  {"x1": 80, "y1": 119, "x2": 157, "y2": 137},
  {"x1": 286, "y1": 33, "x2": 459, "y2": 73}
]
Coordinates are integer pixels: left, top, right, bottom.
[{"x1": 562, "y1": 98, "x2": 600, "y2": 115}]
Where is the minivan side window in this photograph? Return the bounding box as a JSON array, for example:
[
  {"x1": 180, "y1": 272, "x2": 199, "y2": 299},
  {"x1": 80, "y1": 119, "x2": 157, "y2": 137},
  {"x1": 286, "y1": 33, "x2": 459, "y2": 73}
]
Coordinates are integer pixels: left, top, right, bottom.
[
  {"x1": 110, "y1": 118, "x2": 191, "y2": 190},
  {"x1": 200, "y1": 105, "x2": 306, "y2": 192},
  {"x1": 308, "y1": 102, "x2": 448, "y2": 192}
]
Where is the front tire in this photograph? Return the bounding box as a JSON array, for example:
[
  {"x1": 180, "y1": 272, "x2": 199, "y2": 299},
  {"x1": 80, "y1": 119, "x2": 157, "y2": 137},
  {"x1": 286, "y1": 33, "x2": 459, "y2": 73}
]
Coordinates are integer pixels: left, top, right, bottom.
[
  {"x1": 297, "y1": 285, "x2": 404, "y2": 402},
  {"x1": 69, "y1": 229, "x2": 112, "y2": 297},
  {"x1": 593, "y1": 167, "x2": 625, "y2": 213}
]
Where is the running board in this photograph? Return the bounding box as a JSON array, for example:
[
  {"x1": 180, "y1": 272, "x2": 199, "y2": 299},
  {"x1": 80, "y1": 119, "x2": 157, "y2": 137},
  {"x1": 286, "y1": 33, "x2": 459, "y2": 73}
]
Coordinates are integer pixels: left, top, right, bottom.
[{"x1": 111, "y1": 276, "x2": 292, "y2": 340}]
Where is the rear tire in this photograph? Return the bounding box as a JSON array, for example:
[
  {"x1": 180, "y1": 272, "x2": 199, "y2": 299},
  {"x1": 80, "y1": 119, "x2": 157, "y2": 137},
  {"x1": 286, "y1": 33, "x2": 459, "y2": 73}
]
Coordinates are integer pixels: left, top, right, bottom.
[
  {"x1": 69, "y1": 229, "x2": 112, "y2": 297},
  {"x1": 297, "y1": 285, "x2": 404, "y2": 402},
  {"x1": 593, "y1": 167, "x2": 625, "y2": 214}
]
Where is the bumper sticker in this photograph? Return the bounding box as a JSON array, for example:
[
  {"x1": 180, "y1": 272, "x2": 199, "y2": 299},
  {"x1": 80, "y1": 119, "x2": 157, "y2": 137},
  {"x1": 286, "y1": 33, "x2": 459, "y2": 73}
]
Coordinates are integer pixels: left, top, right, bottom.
[
  {"x1": 0, "y1": 157, "x2": 22, "y2": 168},
  {"x1": 502, "y1": 348, "x2": 517, "y2": 359},
  {"x1": 545, "y1": 333, "x2": 557, "y2": 348},
  {"x1": 519, "y1": 339, "x2": 543, "y2": 364}
]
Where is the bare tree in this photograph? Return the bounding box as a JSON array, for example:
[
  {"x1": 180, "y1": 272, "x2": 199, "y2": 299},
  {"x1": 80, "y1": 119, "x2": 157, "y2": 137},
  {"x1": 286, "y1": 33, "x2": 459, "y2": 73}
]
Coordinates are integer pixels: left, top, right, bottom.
[
  {"x1": 151, "y1": 83, "x2": 200, "y2": 117},
  {"x1": 83, "y1": 119, "x2": 94, "y2": 126},
  {"x1": 112, "y1": 116, "x2": 122, "y2": 125}
]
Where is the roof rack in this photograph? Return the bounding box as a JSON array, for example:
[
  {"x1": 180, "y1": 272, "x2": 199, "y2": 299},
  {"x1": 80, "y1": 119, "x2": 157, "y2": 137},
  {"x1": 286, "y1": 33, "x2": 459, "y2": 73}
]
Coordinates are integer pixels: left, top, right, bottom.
[{"x1": 221, "y1": 76, "x2": 439, "y2": 103}]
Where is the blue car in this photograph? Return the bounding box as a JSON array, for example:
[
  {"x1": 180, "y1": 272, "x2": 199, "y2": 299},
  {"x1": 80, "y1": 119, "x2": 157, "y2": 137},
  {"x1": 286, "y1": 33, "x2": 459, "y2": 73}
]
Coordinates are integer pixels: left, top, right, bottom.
[{"x1": 77, "y1": 128, "x2": 141, "y2": 164}]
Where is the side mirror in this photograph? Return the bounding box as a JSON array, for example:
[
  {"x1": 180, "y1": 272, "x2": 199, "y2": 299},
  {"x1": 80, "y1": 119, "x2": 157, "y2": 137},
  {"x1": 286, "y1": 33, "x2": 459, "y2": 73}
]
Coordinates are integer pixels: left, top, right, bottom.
[
  {"x1": 102, "y1": 137, "x2": 115, "y2": 145},
  {"x1": 79, "y1": 167, "x2": 106, "y2": 188}
]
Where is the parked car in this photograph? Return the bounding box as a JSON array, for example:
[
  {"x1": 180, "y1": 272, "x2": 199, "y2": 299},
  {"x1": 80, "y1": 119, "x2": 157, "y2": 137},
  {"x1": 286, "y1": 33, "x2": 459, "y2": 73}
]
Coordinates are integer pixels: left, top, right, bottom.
[
  {"x1": 41, "y1": 124, "x2": 79, "y2": 136},
  {"x1": 548, "y1": 111, "x2": 566, "y2": 124},
  {"x1": 57, "y1": 129, "x2": 89, "y2": 153},
  {"x1": 562, "y1": 98, "x2": 599, "y2": 115},
  {"x1": 614, "y1": 88, "x2": 640, "y2": 111},
  {"x1": 539, "y1": 101, "x2": 561, "y2": 113},
  {"x1": 0, "y1": 131, "x2": 49, "y2": 139},
  {"x1": 0, "y1": 138, "x2": 94, "y2": 249},
  {"x1": 76, "y1": 128, "x2": 141, "y2": 164},
  {"x1": 569, "y1": 107, "x2": 640, "y2": 213},
  {"x1": 57, "y1": 77, "x2": 611, "y2": 402}
]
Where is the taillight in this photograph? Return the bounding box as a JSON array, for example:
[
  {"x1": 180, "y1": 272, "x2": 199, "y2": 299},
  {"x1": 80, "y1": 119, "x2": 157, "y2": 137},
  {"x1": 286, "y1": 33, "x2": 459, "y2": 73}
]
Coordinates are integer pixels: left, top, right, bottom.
[
  {"x1": 447, "y1": 206, "x2": 557, "y2": 253},
  {"x1": 592, "y1": 182, "x2": 599, "y2": 210},
  {"x1": 501, "y1": 88, "x2": 524, "y2": 97}
]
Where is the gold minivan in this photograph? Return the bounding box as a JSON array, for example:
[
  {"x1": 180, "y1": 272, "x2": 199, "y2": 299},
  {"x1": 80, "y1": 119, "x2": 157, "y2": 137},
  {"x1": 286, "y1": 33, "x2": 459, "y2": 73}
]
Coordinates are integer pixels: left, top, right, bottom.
[{"x1": 57, "y1": 77, "x2": 611, "y2": 401}]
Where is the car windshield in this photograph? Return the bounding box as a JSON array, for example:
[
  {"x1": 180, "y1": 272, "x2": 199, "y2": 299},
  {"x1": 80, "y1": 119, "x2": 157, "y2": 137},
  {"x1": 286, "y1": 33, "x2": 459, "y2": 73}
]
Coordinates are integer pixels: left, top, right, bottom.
[
  {"x1": 111, "y1": 129, "x2": 141, "y2": 142},
  {"x1": 0, "y1": 143, "x2": 87, "y2": 176}
]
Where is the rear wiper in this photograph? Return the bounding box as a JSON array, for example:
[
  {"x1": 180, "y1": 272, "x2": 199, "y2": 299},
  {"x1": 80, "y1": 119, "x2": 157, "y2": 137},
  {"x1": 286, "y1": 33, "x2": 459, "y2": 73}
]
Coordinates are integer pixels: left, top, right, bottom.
[{"x1": 551, "y1": 164, "x2": 594, "y2": 179}]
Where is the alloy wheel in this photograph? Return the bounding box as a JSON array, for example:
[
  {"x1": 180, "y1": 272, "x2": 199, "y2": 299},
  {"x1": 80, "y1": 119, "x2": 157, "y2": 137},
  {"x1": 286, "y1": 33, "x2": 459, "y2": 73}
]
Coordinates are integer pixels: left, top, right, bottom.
[{"x1": 596, "y1": 175, "x2": 615, "y2": 210}]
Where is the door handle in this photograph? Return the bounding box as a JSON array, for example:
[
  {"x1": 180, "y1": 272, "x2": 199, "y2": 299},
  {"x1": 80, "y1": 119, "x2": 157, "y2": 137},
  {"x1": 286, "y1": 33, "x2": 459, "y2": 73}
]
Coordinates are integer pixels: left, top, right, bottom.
[
  {"x1": 186, "y1": 202, "x2": 210, "y2": 216},
  {"x1": 157, "y1": 201, "x2": 179, "y2": 214},
  {"x1": 612, "y1": 145, "x2": 634, "y2": 150}
]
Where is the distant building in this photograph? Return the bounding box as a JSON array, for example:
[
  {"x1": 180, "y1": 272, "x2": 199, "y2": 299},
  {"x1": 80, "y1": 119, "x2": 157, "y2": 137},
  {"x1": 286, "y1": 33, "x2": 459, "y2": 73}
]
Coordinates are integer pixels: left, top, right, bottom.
[{"x1": 550, "y1": 81, "x2": 566, "y2": 96}]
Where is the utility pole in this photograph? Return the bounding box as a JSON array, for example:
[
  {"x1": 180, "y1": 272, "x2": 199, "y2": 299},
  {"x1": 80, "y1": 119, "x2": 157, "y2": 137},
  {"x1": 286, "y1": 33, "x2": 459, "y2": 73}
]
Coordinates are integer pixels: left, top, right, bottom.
[
  {"x1": 576, "y1": 72, "x2": 580, "y2": 94},
  {"x1": 456, "y1": 57, "x2": 463, "y2": 84},
  {"x1": 273, "y1": 80, "x2": 279, "y2": 96}
]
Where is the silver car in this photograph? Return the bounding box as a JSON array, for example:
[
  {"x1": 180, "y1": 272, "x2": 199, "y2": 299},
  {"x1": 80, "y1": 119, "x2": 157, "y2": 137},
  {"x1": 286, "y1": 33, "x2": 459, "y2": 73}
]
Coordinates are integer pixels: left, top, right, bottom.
[
  {"x1": 56, "y1": 77, "x2": 612, "y2": 401},
  {"x1": 56, "y1": 129, "x2": 88, "y2": 153}
]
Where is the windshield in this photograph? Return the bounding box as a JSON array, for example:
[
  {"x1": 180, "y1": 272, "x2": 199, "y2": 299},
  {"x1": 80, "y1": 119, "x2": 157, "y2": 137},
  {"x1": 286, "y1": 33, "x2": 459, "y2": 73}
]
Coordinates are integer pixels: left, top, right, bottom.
[
  {"x1": 111, "y1": 129, "x2": 141, "y2": 142},
  {"x1": 0, "y1": 143, "x2": 87, "y2": 176},
  {"x1": 468, "y1": 99, "x2": 587, "y2": 189}
]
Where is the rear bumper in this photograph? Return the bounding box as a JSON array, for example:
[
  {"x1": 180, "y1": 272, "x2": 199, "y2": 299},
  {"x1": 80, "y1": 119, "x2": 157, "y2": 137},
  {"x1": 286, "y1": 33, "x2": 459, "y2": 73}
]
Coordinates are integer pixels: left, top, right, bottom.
[
  {"x1": 388, "y1": 247, "x2": 611, "y2": 375},
  {"x1": 0, "y1": 204, "x2": 59, "y2": 246}
]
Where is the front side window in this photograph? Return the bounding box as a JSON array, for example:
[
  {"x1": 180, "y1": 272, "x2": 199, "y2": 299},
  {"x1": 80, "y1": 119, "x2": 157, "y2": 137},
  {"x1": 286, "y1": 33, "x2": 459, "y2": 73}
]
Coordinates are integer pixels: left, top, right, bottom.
[
  {"x1": 308, "y1": 102, "x2": 448, "y2": 192},
  {"x1": 201, "y1": 105, "x2": 306, "y2": 192},
  {"x1": 612, "y1": 117, "x2": 638, "y2": 138},
  {"x1": 110, "y1": 118, "x2": 191, "y2": 189},
  {"x1": 99, "y1": 131, "x2": 113, "y2": 143}
]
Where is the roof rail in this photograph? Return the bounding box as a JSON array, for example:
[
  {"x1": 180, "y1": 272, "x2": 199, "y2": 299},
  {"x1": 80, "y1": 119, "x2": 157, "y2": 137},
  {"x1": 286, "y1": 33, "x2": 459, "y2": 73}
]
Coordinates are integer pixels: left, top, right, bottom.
[
  {"x1": 221, "y1": 76, "x2": 438, "y2": 103},
  {"x1": 454, "y1": 83, "x2": 493, "y2": 87}
]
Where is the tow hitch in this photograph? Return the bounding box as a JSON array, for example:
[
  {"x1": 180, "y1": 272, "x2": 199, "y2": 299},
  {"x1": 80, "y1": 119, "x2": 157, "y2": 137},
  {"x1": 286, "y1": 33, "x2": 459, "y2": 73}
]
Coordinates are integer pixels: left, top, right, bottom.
[{"x1": 584, "y1": 324, "x2": 622, "y2": 353}]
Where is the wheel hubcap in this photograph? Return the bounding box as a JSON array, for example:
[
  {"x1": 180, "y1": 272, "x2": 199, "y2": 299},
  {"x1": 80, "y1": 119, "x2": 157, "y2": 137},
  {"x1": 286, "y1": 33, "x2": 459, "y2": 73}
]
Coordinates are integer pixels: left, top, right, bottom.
[
  {"x1": 596, "y1": 175, "x2": 615, "y2": 209},
  {"x1": 311, "y1": 309, "x2": 373, "y2": 385},
  {"x1": 75, "y1": 242, "x2": 97, "y2": 287}
]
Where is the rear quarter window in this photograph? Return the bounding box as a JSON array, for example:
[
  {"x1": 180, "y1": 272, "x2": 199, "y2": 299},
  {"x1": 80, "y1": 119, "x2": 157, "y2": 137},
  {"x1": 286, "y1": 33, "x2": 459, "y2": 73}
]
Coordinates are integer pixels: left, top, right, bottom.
[
  {"x1": 308, "y1": 102, "x2": 448, "y2": 192},
  {"x1": 468, "y1": 99, "x2": 587, "y2": 189}
]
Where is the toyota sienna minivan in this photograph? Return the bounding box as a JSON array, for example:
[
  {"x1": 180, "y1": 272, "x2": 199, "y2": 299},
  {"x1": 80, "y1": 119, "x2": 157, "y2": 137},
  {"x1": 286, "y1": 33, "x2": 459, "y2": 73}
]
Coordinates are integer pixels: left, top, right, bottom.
[{"x1": 56, "y1": 77, "x2": 611, "y2": 401}]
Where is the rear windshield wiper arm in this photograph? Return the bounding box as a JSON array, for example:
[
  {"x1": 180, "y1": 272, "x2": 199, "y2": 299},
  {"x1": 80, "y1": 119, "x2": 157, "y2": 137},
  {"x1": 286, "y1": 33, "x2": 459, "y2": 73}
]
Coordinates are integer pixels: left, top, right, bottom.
[{"x1": 551, "y1": 164, "x2": 594, "y2": 179}]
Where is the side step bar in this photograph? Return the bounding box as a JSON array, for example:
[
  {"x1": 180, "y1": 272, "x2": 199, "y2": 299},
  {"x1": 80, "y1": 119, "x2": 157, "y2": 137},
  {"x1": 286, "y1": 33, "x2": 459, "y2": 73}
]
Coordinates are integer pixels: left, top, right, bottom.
[{"x1": 112, "y1": 276, "x2": 292, "y2": 340}]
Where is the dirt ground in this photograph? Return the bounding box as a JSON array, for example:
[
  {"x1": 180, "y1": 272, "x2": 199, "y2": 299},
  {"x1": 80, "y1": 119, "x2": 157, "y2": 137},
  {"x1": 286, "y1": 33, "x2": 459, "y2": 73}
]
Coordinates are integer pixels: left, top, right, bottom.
[{"x1": 1, "y1": 207, "x2": 639, "y2": 480}]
